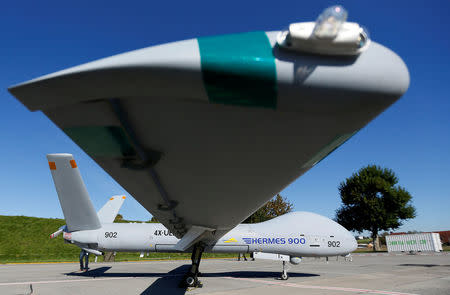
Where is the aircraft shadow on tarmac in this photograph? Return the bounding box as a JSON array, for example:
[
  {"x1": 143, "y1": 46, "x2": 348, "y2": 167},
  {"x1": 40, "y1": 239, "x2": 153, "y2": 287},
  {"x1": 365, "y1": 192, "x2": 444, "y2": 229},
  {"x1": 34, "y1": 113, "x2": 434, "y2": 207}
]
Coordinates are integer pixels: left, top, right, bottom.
[
  {"x1": 66, "y1": 265, "x2": 319, "y2": 279},
  {"x1": 65, "y1": 264, "x2": 319, "y2": 295},
  {"x1": 139, "y1": 265, "x2": 190, "y2": 295},
  {"x1": 397, "y1": 264, "x2": 450, "y2": 268},
  {"x1": 201, "y1": 271, "x2": 319, "y2": 278},
  {"x1": 66, "y1": 265, "x2": 189, "y2": 295},
  {"x1": 66, "y1": 266, "x2": 179, "y2": 278}
]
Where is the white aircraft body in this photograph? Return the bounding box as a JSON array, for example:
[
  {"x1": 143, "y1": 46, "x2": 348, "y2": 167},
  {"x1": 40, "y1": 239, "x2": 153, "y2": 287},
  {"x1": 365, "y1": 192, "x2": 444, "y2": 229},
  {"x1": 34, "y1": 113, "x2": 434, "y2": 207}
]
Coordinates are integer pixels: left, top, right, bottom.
[
  {"x1": 9, "y1": 6, "x2": 409, "y2": 287},
  {"x1": 48, "y1": 153, "x2": 356, "y2": 282}
]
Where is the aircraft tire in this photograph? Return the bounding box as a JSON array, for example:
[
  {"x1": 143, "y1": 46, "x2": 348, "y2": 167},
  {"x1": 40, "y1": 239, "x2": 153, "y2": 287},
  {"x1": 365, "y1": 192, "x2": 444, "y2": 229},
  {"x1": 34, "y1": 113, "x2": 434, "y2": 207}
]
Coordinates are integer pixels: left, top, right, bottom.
[
  {"x1": 281, "y1": 273, "x2": 289, "y2": 280},
  {"x1": 185, "y1": 276, "x2": 195, "y2": 287}
]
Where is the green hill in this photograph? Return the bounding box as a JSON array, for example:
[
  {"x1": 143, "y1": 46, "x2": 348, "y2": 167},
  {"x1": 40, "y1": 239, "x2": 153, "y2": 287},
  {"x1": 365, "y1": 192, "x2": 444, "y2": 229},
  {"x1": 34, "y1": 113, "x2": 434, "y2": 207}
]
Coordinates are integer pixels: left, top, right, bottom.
[
  {"x1": 0, "y1": 215, "x2": 233, "y2": 263},
  {"x1": 0, "y1": 215, "x2": 77, "y2": 263}
]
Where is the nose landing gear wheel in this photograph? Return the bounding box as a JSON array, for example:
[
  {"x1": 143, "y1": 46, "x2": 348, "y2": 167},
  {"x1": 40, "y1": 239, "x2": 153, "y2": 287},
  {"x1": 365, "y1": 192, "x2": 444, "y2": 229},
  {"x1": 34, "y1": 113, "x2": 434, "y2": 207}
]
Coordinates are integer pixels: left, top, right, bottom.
[{"x1": 280, "y1": 260, "x2": 289, "y2": 280}]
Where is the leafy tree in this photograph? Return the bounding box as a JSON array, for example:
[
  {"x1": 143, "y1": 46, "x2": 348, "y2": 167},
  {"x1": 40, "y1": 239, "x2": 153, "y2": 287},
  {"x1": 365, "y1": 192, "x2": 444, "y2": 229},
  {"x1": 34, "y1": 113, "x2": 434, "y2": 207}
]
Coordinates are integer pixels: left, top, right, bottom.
[
  {"x1": 244, "y1": 194, "x2": 293, "y2": 223},
  {"x1": 335, "y1": 165, "x2": 416, "y2": 251},
  {"x1": 407, "y1": 230, "x2": 419, "y2": 234},
  {"x1": 114, "y1": 214, "x2": 123, "y2": 222}
]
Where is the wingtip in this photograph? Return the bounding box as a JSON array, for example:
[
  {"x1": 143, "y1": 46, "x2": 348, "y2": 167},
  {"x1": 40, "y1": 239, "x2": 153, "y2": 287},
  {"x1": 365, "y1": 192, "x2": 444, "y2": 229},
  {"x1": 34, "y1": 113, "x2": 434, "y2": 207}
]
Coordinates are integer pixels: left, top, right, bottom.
[{"x1": 7, "y1": 82, "x2": 24, "y2": 93}]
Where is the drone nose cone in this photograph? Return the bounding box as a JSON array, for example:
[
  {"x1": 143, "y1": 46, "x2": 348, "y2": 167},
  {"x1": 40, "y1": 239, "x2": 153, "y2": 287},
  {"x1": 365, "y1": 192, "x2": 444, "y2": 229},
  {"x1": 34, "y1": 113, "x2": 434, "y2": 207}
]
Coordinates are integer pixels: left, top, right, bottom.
[
  {"x1": 348, "y1": 234, "x2": 358, "y2": 253},
  {"x1": 337, "y1": 224, "x2": 357, "y2": 253},
  {"x1": 340, "y1": 228, "x2": 357, "y2": 253}
]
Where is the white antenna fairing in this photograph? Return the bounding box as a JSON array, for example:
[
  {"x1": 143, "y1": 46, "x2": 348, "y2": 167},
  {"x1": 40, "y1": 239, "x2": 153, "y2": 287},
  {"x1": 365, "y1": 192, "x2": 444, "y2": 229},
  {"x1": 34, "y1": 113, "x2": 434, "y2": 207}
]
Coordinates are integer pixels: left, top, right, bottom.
[
  {"x1": 277, "y1": 5, "x2": 371, "y2": 56},
  {"x1": 313, "y1": 5, "x2": 348, "y2": 39}
]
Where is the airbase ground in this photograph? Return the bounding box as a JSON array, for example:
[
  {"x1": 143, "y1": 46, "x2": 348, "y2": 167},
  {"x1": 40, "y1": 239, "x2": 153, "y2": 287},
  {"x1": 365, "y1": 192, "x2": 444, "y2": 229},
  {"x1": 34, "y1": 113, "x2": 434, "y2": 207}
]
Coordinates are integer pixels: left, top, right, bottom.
[{"x1": 1, "y1": 253, "x2": 449, "y2": 295}]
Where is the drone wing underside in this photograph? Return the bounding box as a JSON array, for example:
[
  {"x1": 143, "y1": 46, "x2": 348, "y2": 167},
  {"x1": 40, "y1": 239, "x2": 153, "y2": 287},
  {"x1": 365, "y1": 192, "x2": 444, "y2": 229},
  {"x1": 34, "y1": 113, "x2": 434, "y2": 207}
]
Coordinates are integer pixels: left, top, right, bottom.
[{"x1": 8, "y1": 31, "x2": 409, "y2": 244}]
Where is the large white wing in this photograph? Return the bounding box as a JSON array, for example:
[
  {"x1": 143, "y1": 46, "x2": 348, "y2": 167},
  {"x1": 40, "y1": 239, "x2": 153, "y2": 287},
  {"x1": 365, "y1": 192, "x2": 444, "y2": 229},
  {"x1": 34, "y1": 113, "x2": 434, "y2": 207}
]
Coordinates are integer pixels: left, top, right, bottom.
[{"x1": 8, "y1": 31, "x2": 409, "y2": 243}]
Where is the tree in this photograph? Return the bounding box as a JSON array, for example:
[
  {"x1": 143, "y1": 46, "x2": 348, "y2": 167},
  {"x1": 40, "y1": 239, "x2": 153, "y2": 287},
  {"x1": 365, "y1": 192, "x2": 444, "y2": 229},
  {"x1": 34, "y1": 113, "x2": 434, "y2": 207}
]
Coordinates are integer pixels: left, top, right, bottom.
[
  {"x1": 244, "y1": 194, "x2": 293, "y2": 223},
  {"x1": 335, "y1": 165, "x2": 416, "y2": 251},
  {"x1": 114, "y1": 214, "x2": 123, "y2": 222},
  {"x1": 406, "y1": 230, "x2": 419, "y2": 234}
]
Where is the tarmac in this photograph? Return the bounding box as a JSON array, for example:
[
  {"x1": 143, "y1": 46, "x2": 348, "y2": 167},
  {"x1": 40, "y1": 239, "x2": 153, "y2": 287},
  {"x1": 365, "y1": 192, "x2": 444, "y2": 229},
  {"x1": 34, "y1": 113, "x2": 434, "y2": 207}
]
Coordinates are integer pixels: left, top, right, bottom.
[{"x1": 0, "y1": 254, "x2": 449, "y2": 295}]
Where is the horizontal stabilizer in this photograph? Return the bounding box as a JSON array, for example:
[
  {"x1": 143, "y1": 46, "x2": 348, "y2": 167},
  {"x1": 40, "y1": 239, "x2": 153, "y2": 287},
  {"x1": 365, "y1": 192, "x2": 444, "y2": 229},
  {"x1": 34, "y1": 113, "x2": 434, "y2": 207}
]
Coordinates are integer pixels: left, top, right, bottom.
[
  {"x1": 49, "y1": 228, "x2": 63, "y2": 239},
  {"x1": 81, "y1": 248, "x2": 103, "y2": 256},
  {"x1": 97, "y1": 195, "x2": 126, "y2": 223},
  {"x1": 173, "y1": 226, "x2": 214, "y2": 251}
]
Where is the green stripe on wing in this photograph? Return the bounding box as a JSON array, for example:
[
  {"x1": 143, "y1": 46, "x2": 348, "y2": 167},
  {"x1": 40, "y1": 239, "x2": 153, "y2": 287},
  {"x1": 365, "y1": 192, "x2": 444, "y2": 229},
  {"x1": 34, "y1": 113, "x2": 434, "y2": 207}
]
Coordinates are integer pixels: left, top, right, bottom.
[{"x1": 198, "y1": 31, "x2": 277, "y2": 109}]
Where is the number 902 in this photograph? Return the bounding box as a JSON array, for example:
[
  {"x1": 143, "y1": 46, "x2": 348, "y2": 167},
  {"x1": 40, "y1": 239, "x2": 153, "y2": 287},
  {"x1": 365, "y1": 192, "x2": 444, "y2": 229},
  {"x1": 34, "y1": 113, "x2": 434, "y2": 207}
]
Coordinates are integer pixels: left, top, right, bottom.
[
  {"x1": 105, "y1": 232, "x2": 117, "y2": 238},
  {"x1": 328, "y1": 241, "x2": 340, "y2": 247}
]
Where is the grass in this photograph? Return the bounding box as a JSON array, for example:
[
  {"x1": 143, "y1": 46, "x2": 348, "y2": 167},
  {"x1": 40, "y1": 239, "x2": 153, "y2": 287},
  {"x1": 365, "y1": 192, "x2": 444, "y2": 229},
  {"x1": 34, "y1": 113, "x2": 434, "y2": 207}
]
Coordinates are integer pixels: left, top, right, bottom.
[
  {"x1": 0, "y1": 215, "x2": 78, "y2": 263},
  {"x1": 354, "y1": 249, "x2": 387, "y2": 253},
  {"x1": 357, "y1": 238, "x2": 373, "y2": 244},
  {"x1": 0, "y1": 215, "x2": 236, "y2": 264}
]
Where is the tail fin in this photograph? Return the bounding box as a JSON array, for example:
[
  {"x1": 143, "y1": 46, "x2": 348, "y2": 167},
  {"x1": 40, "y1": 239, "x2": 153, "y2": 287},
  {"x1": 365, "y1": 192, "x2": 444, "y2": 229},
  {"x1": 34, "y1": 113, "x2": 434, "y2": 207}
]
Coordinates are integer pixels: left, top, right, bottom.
[
  {"x1": 97, "y1": 195, "x2": 126, "y2": 223},
  {"x1": 47, "y1": 154, "x2": 101, "y2": 232}
]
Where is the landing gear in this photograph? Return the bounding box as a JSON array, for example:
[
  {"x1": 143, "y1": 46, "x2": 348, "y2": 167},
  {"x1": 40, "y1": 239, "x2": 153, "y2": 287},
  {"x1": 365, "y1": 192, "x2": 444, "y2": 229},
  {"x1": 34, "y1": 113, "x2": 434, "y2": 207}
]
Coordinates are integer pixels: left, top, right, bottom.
[
  {"x1": 184, "y1": 275, "x2": 200, "y2": 288},
  {"x1": 181, "y1": 243, "x2": 205, "y2": 288},
  {"x1": 280, "y1": 261, "x2": 289, "y2": 280}
]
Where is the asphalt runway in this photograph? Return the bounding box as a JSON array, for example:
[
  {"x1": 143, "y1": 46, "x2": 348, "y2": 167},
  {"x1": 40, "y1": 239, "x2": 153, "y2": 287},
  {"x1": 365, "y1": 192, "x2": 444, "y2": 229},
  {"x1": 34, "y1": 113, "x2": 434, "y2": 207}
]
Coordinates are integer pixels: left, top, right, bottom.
[{"x1": 1, "y1": 254, "x2": 449, "y2": 295}]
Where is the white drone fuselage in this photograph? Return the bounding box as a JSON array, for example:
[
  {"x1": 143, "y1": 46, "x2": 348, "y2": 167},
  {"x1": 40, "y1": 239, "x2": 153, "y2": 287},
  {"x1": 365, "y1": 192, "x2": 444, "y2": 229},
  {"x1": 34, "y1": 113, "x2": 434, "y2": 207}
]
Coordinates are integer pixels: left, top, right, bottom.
[
  {"x1": 66, "y1": 211, "x2": 357, "y2": 259},
  {"x1": 47, "y1": 153, "x2": 356, "y2": 261}
]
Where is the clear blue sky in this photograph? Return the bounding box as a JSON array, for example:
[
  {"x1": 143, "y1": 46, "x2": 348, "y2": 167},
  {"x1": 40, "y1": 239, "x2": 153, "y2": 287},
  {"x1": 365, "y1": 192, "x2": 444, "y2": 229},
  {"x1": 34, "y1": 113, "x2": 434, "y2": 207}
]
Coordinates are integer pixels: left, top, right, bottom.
[{"x1": 1, "y1": 1, "x2": 449, "y2": 233}]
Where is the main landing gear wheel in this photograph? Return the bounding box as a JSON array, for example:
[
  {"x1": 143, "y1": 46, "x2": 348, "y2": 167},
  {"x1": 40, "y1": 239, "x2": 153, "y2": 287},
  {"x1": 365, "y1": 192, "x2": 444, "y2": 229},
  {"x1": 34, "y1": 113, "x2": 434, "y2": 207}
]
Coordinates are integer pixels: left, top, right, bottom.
[
  {"x1": 184, "y1": 275, "x2": 202, "y2": 288},
  {"x1": 180, "y1": 243, "x2": 205, "y2": 288},
  {"x1": 185, "y1": 276, "x2": 195, "y2": 286}
]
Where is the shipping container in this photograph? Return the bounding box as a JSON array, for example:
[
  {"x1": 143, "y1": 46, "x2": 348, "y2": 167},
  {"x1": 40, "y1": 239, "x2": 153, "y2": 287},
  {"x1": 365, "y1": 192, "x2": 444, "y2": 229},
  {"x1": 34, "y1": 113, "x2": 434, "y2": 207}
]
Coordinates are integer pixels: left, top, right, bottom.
[
  {"x1": 391, "y1": 231, "x2": 450, "y2": 244},
  {"x1": 386, "y1": 233, "x2": 443, "y2": 252}
]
